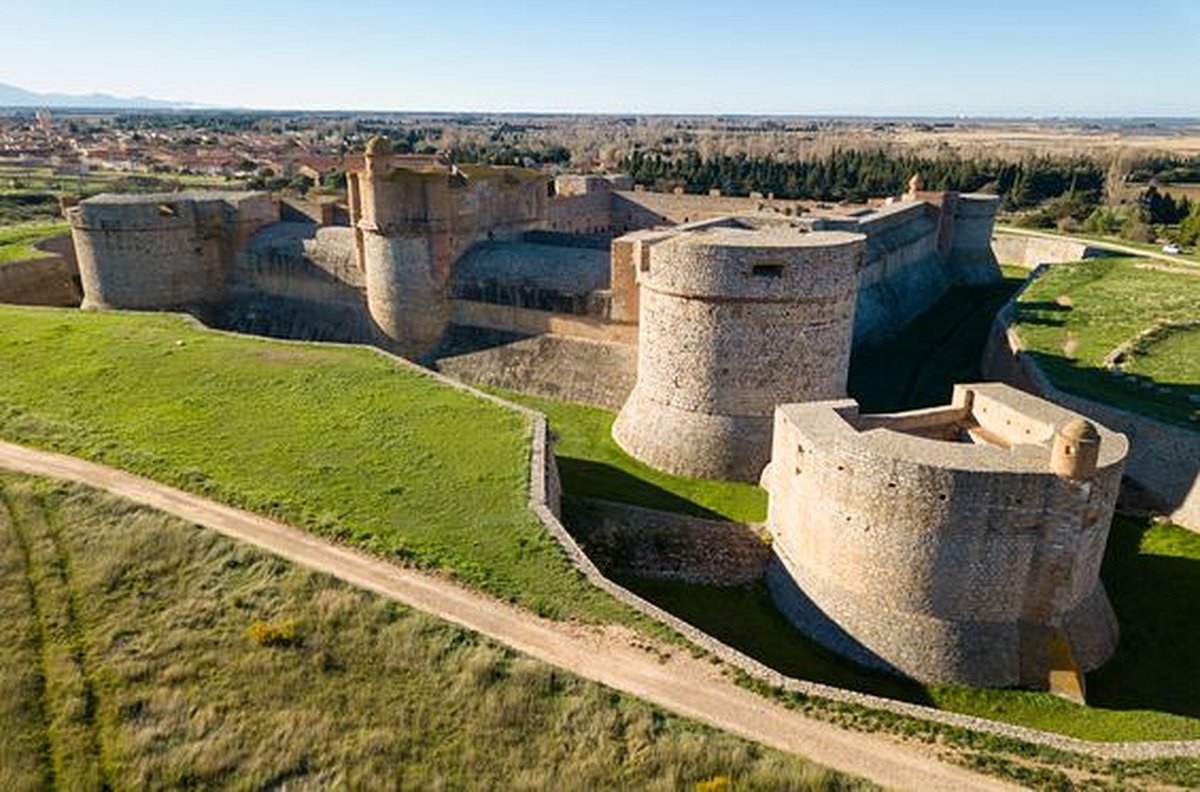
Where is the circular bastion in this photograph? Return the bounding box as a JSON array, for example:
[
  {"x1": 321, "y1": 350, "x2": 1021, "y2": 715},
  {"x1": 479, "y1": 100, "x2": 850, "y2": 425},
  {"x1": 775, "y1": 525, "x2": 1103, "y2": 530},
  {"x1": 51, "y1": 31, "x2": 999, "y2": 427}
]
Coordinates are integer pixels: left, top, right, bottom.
[
  {"x1": 612, "y1": 225, "x2": 863, "y2": 481},
  {"x1": 763, "y1": 383, "x2": 1129, "y2": 690}
]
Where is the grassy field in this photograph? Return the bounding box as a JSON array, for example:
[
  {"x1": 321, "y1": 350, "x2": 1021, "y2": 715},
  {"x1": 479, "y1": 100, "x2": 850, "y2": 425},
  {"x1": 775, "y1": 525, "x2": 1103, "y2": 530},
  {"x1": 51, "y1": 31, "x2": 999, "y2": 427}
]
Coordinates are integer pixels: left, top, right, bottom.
[
  {"x1": 0, "y1": 165, "x2": 241, "y2": 225},
  {"x1": 622, "y1": 515, "x2": 1200, "y2": 742},
  {"x1": 1011, "y1": 258, "x2": 1200, "y2": 427},
  {"x1": 494, "y1": 390, "x2": 768, "y2": 524},
  {"x1": 0, "y1": 305, "x2": 641, "y2": 624},
  {"x1": 0, "y1": 473, "x2": 868, "y2": 790},
  {"x1": 0, "y1": 221, "x2": 69, "y2": 265}
]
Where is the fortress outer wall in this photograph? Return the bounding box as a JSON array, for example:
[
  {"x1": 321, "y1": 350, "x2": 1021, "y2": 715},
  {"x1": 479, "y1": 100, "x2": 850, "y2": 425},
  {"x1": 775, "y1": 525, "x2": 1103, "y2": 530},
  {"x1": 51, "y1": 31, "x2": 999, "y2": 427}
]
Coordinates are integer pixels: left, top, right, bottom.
[
  {"x1": 613, "y1": 227, "x2": 863, "y2": 481},
  {"x1": 763, "y1": 384, "x2": 1127, "y2": 689}
]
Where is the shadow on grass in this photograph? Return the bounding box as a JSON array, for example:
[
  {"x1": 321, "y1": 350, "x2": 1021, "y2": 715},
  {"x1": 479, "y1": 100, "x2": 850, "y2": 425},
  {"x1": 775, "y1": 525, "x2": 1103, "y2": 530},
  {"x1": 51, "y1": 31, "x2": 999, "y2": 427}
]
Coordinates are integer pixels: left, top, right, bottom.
[
  {"x1": 613, "y1": 574, "x2": 935, "y2": 707},
  {"x1": 849, "y1": 277, "x2": 1024, "y2": 413},
  {"x1": 557, "y1": 458, "x2": 727, "y2": 520},
  {"x1": 1087, "y1": 517, "x2": 1200, "y2": 720}
]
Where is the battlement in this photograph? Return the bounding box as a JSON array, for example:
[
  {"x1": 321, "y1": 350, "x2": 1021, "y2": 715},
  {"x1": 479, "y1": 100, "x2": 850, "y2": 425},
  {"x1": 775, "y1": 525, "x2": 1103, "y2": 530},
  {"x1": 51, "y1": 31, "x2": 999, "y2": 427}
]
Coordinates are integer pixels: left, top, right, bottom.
[{"x1": 764, "y1": 383, "x2": 1128, "y2": 692}]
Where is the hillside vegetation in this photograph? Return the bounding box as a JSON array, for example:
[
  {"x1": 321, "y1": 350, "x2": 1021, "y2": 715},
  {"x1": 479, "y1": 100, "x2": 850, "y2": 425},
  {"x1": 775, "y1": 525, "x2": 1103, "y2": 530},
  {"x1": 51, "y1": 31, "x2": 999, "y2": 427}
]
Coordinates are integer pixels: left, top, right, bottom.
[{"x1": 0, "y1": 473, "x2": 867, "y2": 790}]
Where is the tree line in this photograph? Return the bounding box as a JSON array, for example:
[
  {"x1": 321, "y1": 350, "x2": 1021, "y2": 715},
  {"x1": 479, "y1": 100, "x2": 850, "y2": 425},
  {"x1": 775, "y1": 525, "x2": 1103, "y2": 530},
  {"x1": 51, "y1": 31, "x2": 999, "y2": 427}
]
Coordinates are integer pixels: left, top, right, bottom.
[{"x1": 620, "y1": 149, "x2": 1105, "y2": 211}]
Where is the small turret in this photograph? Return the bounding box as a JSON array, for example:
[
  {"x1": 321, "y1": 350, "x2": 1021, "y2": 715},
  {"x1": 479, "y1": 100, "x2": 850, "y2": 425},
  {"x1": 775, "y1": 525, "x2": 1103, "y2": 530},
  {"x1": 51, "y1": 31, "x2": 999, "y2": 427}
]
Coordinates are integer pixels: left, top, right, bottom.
[
  {"x1": 1051, "y1": 418, "x2": 1101, "y2": 479},
  {"x1": 364, "y1": 136, "x2": 392, "y2": 173}
]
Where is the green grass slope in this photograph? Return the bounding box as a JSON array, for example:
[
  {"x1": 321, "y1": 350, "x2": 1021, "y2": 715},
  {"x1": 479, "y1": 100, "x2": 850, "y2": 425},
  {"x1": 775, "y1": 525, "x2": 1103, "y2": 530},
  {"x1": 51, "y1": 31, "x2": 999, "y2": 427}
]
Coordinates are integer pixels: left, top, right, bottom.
[
  {"x1": 1012, "y1": 258, "x2": 1200, "y2": 428},
  {"x1": 494, "y1": 390, "x2": 768, "y2": 524},
  {"x1": 0, "y1": 221, "x2": 68, "y2": 265},
  {"x1": 622, "y1": 514, "x2": 1200, "y2": 743},
  {"x1": 0, "y1": 306, "x2": 631, "y2": 623},
  {"x1": 0, "y1": 473, "x2": 868, "y2": 790}
]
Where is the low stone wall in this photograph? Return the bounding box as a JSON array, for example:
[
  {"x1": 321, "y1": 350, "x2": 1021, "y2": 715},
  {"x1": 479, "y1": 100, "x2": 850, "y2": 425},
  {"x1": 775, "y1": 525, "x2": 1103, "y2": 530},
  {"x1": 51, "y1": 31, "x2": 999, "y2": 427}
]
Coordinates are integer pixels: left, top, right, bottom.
[
  {"x1": 0, "y1": 234, "x2": 81, "y2": 307},
  {"x1": 984, "y1": 270, "x2": 1200, "y2": 531},
  {"x1": 565, "y1": 498, "x2": 769, "y2": 585},
  {"x1": 991, "y1": 232, "x2": 1100, "y2": 267},
  {"x1": 450, "y1": 299, "x2": 636, "y2": 345},
  {"x1": 436, "y1": 332, "x2": 636, "y2": 410}
]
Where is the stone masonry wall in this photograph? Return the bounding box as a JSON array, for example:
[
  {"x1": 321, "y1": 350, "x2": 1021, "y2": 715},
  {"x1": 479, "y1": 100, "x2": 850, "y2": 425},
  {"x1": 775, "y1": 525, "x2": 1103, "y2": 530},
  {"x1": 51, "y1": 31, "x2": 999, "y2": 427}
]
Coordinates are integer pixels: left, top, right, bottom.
[
  {"x1": 613, "y1": 227, "x2": 862, "y2": 481},
  {"x1": 764, "y1": 386, "x2": 1126, "y2": 688},
  {"x1": 437, "y1": 333, "x2": 637, "y2": 410},
  {"x1": 0, "y1": 234, "x2": 81, "y2": 307},
  {"x1": 70, "y1": 192, "x2": 276, "y2": 311},
  {"x1": 991, "y1": 233, "x2": 1099, "y2": 267},
  {"x1": 566, "y1": 498, "x2": 770, "y2": 586}
]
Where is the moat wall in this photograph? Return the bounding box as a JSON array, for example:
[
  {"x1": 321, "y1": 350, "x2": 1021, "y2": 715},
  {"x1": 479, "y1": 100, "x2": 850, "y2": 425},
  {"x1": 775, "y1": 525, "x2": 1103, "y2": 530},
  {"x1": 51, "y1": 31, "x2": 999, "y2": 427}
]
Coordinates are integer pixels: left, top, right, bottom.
[
  {"x1": 984, "y1": 278, "x2": 1200, "y2": 531},
  {"x1": 0, "y1": 234, "x2": 81, "y2": 307}
]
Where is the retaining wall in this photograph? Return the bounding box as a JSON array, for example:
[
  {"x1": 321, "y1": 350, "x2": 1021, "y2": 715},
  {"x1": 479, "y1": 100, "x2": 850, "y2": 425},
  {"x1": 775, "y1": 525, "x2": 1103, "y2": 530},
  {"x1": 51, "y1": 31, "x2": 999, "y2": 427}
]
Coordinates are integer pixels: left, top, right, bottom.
[
  {"x1": 0, "y1": 234, "x2": 81, "y2": 306},
  {"x1": 984, "y1": 270, "x2": 1200, "y2": 531},
  {"x1": 565, "y1": 498, "x2": 769, "y2": 586},
  {"x1": 436, "y1": 332, "x2": 636, "y2": 410}
]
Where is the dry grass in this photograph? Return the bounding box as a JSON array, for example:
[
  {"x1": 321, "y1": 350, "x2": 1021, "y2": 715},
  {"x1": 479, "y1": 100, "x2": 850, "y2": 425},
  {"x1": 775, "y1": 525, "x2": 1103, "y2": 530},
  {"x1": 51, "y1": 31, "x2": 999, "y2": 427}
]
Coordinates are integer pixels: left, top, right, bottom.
[{"x1": 0, "y1": 472, "x2": 869, "y2": 790}]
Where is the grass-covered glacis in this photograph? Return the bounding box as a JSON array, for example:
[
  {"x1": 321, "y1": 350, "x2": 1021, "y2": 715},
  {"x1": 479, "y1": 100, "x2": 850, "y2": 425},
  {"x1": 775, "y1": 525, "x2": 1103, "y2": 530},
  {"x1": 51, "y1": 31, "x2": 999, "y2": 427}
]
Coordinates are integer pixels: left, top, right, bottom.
[
  {"x1": 0, "y1": 305, "x2": 633, "y2": 623},
  {"x1": 1011, "y1": 257, "x2": 1200, "y2": 428},
  {"x1": 0, "y1": 221, "x2": 68, "y2": 265}
]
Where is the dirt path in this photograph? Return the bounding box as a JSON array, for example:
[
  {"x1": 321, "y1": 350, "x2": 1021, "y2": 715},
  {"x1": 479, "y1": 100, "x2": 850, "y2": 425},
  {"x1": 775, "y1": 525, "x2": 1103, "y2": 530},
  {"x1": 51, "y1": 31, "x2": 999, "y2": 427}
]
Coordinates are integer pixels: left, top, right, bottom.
[{"x1": 0, "y1": 441, "x2": 1017, "y2": 792}]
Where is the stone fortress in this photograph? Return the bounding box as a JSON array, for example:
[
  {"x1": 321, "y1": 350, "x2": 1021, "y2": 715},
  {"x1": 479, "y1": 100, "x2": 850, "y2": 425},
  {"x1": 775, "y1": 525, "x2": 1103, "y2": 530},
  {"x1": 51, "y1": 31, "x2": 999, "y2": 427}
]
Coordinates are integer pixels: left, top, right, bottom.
[{"x1": 60, "y1": 138, "x2": 1135, "y2": 697}]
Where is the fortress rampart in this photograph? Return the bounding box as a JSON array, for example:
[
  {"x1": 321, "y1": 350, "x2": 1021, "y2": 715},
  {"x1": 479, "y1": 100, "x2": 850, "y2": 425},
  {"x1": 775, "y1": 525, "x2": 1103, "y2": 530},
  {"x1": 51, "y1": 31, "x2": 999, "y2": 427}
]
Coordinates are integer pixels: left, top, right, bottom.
[
  {"x1": 763, "y1": 383, "x2": 1127, "y2": 691},
  {"x1": 612, "y1": 224, "x2": 863, "y2": 481},
  {"x1": 69, "y1": 192, "x2": 277, "y2": 311}
]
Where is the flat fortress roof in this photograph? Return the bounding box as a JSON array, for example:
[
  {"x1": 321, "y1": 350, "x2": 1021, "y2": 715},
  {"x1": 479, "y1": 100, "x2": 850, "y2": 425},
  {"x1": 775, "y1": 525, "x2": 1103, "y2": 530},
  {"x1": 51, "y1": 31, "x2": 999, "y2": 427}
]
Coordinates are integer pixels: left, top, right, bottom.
[
  {"x1": 663, "y1": 226, "x2": 864, "y2": 250},
  {"x1": 777, "y1": 382, "x2": 1128, "y2": 475},
  {"x1": 80, "y1": 190, "x2": 266, "y2": 205}
]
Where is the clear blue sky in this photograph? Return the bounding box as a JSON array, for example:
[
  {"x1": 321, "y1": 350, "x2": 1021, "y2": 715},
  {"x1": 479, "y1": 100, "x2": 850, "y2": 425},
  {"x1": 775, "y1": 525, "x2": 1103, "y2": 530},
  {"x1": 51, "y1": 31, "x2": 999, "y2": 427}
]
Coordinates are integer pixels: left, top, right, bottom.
[{"x1": 4, "y1": 0, "x2": 1197, "y2": 116}]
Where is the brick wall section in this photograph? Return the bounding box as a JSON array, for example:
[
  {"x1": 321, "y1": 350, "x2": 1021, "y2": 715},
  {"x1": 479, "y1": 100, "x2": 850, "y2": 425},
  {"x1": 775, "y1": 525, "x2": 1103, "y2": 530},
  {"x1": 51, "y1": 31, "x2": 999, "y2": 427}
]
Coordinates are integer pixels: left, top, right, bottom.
[
  {"x1": 984, "y1": 268, "x2": 1200, "y2": 531},
  {"x1": 565, "y1": 498, "x2": 769, "y2": 585}
]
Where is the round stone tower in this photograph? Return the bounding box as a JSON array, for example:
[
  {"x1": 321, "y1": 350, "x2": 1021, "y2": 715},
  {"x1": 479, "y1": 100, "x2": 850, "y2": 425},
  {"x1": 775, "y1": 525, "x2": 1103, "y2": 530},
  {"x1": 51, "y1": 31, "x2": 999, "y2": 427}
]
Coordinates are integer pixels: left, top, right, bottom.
[
  {"x1": 612, "y1": 225, "x2": 864, "y2": 481},
  {"x1": 358, "y1": 136, "x2": 452, "y2": 358}
]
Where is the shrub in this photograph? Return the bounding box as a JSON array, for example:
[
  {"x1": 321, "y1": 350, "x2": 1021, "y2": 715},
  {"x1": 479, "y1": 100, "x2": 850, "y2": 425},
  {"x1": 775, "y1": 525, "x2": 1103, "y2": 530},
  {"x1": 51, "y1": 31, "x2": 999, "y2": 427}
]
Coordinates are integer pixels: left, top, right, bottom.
[{"x1": 246, "y1": 618, "x2": 304, "y2": 648}]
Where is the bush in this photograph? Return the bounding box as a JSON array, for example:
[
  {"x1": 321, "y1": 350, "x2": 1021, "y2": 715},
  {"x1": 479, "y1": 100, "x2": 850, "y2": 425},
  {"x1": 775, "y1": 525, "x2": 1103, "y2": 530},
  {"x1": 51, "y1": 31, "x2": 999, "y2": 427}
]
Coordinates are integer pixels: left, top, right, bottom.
[{"x1": 246, "y1": 618, "x2": 304, "y2": 648}]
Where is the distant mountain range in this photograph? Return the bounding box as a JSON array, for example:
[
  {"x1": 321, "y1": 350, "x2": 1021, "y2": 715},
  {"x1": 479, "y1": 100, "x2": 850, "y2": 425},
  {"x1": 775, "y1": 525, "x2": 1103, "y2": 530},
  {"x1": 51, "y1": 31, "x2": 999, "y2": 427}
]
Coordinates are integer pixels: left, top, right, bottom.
[{"x1": 0, "y1": 82, "x2": 195, "y2": 109}]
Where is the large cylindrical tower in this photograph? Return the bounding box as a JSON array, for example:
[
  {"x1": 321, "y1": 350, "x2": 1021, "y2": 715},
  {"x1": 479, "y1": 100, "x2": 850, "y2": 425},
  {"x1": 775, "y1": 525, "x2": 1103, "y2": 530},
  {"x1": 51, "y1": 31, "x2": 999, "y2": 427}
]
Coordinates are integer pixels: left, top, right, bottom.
[
  {"x1": 358, "y1": 137, "x2": 452, "y2": 358},
  {"x1": 69, "y1": 191, "x2": 275, "y2": 311},
  {"x1": 612, "y1": 226, "x2": 863, "y2": 481}
]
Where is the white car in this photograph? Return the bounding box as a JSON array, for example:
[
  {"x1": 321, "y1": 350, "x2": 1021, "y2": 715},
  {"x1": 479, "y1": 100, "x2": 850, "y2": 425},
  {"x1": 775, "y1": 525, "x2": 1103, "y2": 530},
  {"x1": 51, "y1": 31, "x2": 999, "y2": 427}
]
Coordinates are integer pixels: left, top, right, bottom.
[{"x1": 1163, "y1": 244, "x2": 1182, "y2": 254}]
